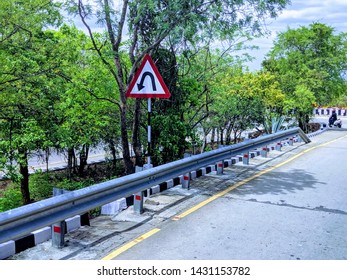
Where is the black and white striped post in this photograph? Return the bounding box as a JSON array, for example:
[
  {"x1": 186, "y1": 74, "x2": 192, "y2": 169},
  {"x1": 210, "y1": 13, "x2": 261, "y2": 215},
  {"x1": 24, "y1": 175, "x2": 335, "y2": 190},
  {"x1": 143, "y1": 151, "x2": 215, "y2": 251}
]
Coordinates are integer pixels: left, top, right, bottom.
[
  {"x1": 134, "y1": 99, "x2": 153, "y2": 214},
  {"x1": 147, "y1": 98, "x2": 152, "y2": 167},
  {"x1": 125, "y1": 54, "x2": 171, "y2": 215}
]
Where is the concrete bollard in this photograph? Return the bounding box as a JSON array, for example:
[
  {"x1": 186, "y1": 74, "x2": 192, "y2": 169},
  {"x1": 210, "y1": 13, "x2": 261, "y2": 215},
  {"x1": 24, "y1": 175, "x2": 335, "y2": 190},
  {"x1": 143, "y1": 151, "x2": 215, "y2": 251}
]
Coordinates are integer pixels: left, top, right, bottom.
[
  {"x1": 224, "y1": 159, "x2": 231, "y2": 167},
  {"x1": 32, "y1": 227, "x2": 51, "y2": 245},
  {"x1": 151, "y1": 185, "x2": 160, "y2": 194},
  {"x1": 275, "y1": 143, "x2": 282, "y2": 151},
  {"x1": 0, "y1": 241, "x2": 15, "y2": 260},
  {"x1": 65, "y1": 215, "x2": 81, "y2": 232}
]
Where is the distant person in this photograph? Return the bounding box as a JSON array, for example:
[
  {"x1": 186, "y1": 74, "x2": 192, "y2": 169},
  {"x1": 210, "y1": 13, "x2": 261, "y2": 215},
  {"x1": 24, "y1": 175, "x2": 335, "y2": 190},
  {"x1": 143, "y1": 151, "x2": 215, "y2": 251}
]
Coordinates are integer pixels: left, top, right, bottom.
[{"x1": 329, "y1": 110, "x2": 337, "y2": 126}]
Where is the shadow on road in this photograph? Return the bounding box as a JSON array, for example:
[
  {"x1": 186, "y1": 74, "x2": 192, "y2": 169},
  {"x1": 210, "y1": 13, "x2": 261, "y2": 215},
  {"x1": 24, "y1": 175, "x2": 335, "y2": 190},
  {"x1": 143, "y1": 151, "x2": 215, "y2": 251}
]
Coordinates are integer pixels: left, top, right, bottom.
[{"x1": 232, "y1": 168, "x2": 325, "y2": 196}]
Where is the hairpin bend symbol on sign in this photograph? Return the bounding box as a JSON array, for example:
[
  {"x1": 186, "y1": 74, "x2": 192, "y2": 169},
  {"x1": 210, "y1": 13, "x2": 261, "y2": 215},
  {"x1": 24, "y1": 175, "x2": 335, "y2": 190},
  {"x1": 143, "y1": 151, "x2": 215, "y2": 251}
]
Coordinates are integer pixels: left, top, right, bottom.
[{"x1": 126, "y1": 54, "x2": 171, "y2": 99}]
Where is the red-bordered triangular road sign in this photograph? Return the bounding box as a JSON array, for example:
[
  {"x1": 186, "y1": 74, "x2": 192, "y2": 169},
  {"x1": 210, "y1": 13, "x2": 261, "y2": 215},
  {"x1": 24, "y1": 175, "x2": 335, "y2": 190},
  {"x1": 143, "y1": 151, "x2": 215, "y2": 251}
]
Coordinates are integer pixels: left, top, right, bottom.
[{"x1": 126, "y1": 54, "x2": 171, "y2": 99}]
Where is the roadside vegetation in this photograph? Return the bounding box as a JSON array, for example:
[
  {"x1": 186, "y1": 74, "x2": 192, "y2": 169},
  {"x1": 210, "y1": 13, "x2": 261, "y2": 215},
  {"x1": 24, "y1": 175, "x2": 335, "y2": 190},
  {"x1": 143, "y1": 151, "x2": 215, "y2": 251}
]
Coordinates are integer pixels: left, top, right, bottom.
[{"x1": 1, "y1": 0, "x2": 347, "y2": 211}]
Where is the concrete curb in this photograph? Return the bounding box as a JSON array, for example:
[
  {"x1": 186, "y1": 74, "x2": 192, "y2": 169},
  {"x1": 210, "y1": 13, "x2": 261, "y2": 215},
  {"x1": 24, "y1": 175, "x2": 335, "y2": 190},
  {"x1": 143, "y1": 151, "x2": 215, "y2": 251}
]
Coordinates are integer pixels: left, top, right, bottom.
[
  {"x1": 0, "y1": 214, "x2": 89, "y2": 260},
  {"x1": 1, "y1": 132, "x2": 323, "y2": 259},
  {"x1": 313, "y1": 107, "x2": 347, "y2": 116}
]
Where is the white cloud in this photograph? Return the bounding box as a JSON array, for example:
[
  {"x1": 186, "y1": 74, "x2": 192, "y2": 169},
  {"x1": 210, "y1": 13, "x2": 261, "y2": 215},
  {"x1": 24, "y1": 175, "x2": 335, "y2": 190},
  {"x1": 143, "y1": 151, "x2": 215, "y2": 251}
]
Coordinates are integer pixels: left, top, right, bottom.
[
  {"x1": 246, "y1": 0, "x2": 347, "y2": 71},
  {"x1": 279, "y1": 7, "x2": 325, "y2": 20}
]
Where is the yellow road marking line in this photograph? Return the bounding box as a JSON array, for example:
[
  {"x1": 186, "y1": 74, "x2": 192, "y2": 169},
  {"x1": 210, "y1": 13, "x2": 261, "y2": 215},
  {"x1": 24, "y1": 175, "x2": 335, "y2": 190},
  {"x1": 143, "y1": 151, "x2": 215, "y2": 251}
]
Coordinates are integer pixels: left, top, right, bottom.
[
  {"x1": 102, "y1": 228, "x2": 161, "y2": 260},
  {"x1": 173, "y1": 134, "x2": 347, "y2": 221},
  {"x1": 102, "y1": 133, "x2": 347, "y2": 259}
]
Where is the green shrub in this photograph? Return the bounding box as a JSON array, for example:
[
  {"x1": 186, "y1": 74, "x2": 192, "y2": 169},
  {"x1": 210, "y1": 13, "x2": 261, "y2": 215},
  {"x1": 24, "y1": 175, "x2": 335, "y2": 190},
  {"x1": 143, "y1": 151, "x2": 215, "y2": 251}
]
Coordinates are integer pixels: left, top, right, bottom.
[
  {"x1": 55, "y1": 178, "x2": 95, "y2": 191},
  {"x1": 0, "y1": 184, "x2": 22, "y2": 212},
  {"x1": 204, "y1": 145, "x2": 213, "y2": 152},
  {"x1": 29, "y1": 171, "x2": 55, "y2": 201}
]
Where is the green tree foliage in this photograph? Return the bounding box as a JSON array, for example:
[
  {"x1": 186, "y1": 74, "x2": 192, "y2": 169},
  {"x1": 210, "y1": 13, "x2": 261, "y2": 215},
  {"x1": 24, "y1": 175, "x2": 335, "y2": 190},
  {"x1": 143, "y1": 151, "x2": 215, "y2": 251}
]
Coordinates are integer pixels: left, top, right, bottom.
[
  {"x1": 0, "y1": 0, "x2": 63, "y2": 204},
  {"x1": 263, "y1": 22, "x2": 347, "y2": 130},
  {"x1": 56, "y1": 28, "x2": 124, "y2": 176},
  {"x1": 150, "y1": 49, "x2": 190, "y2": 164},
  {"x1": 53, "y1": 27, "x2": 115, "y2": 177},
  {"x1": 211, "y1": 70, "x2": 285, "y2": 143},
  {"x1": 67, "y1": 0, "x2": 290, "y2": 172},
  {"x1": 283, "y1": 85, "x2": 316, "y2": 132},
  {"x1": 0, "y1": 184, "x2": 22, "y2": 212},
  {"x1": 0, "y1": 0, "x2": 291, "y2": 207}
]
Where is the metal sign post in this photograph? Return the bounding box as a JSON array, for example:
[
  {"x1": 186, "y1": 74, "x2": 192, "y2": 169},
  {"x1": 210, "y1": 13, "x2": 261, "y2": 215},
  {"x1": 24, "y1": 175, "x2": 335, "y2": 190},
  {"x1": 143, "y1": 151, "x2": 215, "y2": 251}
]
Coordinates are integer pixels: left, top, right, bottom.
[
  {"x1": 126, "y1": 54, "x2": 171, "y2": 214},
  {"x1": 126, "y1": 53, "x2": 171, "y2": 169},
  {"x1": 147, "y1": 98, "x2": 152, "y2": 167}
]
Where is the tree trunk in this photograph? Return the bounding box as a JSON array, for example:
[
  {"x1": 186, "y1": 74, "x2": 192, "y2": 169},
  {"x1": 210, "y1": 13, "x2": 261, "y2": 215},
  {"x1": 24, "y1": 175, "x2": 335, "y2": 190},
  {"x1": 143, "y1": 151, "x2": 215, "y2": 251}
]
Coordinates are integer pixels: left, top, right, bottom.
[
  {"x1": 211, "y1": 128, "x2": 215, "y2": 145},
  {"x1": 220, "y1": 128, "x2": 224, "y2": 145},
  {"x1": 108, "y1": 142, "x2": 118, "y2": 175},
  {"x1": 18, "y1": 149, "x2": 30, "y2": 205},
  {"x1": 67, "y1": 147, "x2": 75, "y2": 178},
  {"x1": 78, "y1": 144, "x2": 89, "y2": 176},
  {"x1": 120, "y1": 103, "x2": 134, "y2": 174},
  {"x1": 233, "y1": 130, "x2": 238, "y2": 144},
  {"x1": 132, "y1": 98, "x2": 143, "y2": 166},
  {"x1": 298, "y1": 112, "x2": 310, "y2": 133},
  {"x1": 201, "y1": 127, "x2": 207, "y2": 153},
  {"x1": 100, "y1": 0, "x2": 132, "y2": 174},
  {"x1": 45, "y1": 148, "x2": 50, "y2": 177},
  {"x1": 226, "y1": 125, "x2": 232, "y2": 145}
]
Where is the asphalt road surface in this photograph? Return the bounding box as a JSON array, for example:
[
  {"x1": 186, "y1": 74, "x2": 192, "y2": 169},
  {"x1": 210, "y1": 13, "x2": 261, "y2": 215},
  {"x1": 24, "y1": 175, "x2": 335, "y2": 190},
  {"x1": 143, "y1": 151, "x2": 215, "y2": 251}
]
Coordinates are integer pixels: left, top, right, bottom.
[
  {"x1": 108, "y1": 130, "x2": 347, "y2": 260},
  {"x1": 7, "y1": 128, "x2": 347, "y2": 262}
]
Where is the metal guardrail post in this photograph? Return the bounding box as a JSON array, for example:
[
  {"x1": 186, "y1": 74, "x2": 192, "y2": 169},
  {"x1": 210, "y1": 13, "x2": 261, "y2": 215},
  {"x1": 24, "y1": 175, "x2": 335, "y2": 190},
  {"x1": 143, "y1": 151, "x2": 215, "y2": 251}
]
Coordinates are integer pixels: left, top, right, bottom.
[
  {"x1": 182, "y1": 173, "x2": 190, "y2": 189},
  {"x1": 51, "y1": 221, "x2": 65, "y2": 248},
  {"x1": 243, "y1": 153, "x2": 249, "y2": 165},
  {"x1": 134, "y1": 192, "x2": 144, "y2": 214},
  {"x1": 289, "y1": 138, "x2": 294, "y2": 146},
  {"x1": 133, "y1": 165, "x2": 147, "y2": 214},
  {"x1": 0, "y1": 127, "x2": 311, "y2": 245},
  {"x1": 261, "y1": 147, "x2": 268, "y2": 158},
  {"x1": 216, "y1": 161, "x2": 223, "y2": 174}
]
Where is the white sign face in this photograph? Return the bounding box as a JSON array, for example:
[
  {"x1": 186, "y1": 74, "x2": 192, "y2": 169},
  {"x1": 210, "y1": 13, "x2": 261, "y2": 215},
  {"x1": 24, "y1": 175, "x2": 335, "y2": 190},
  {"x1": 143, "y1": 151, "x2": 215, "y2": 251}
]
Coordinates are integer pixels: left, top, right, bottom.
[
  {"x1": 129, "y1": 60, "x2": 165, "y2": 94},
  {"x1": 126, "y1": 54, "x2": 171, "y2": 99}
]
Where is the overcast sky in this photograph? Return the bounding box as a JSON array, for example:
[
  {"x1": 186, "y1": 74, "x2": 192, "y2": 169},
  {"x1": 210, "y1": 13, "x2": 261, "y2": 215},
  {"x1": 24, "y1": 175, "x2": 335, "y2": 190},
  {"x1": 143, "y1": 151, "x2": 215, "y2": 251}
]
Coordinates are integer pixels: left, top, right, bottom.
[
  {"x1": 69, "y1": 1, "x2": 347, "y2": 72},
  {"x1": 247, "y1": 0, "x2": 347, "y2": 71}
]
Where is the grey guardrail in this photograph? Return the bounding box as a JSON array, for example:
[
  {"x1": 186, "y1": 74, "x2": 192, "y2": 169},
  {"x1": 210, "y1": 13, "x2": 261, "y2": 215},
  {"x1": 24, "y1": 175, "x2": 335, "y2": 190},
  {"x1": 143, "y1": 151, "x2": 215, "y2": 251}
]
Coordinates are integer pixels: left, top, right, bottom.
[{"x1": 0, "y1": 127, "x2": 310, "y2": 244}]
